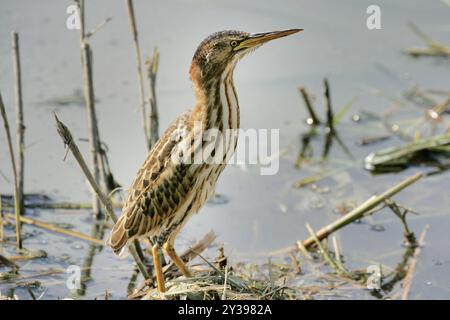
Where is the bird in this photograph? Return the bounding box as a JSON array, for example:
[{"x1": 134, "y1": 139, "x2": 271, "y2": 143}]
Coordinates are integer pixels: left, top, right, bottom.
[{"x1": 108, "y1": 28, "x2": 302, "y2": 293}]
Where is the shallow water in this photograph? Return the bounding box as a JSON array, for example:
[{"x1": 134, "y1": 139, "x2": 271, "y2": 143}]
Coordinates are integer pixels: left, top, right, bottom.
[{"x1": 1, "y1": 0, "x2": 450, "y2": 299}]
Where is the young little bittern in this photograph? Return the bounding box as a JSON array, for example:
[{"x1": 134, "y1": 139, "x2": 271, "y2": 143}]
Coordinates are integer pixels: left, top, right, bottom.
[{"x1": 108, "y1": 29, "x2": 302, "y2": 292}]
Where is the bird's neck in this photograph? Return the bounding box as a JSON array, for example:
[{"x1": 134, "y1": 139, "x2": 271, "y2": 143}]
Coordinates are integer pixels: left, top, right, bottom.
[{"x1": 190, "y1": 63, "x2": 240, "y2": 133}]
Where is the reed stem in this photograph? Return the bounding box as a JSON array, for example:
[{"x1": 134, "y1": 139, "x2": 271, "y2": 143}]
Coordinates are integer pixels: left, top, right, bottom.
[
  {"x1": 301, "y1": 172, "x2": 423, "y2": 249},
  {"x1": 5, "y1": 213, "x2": 103, "y2": 245},
  {"x1": 54, "y1": 114, "x2": 150, "y2": 279},
  {"x1": 146, "y1": 47, "x2": 160, "y2": 149},
  {"x1": 12, "y1": 32, "x2": 26, "y2": 249},
  {"x1": 126, "y1": 0, "x2": 150, "y2": 149},
  {"x1": 0, "y1": 92, "x2": 22, "y2": 248}
]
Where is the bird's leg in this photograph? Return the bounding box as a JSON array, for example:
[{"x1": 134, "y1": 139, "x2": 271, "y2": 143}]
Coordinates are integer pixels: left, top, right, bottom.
[
  {"x1": 163, "y1": 242, "x2": 192, "y2": 277},
  {"x1": 151, "y1": 243, "x2": 165, "y2": 292}
]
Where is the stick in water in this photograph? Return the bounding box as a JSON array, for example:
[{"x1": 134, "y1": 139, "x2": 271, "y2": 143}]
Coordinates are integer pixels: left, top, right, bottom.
[
  {"x1": 54, "y1": 114, "x2": 150, "y2": 280},
  {"x1": 0, "y1": 92, "x2": 22, "y2": 248},
  {"x1": 12, "y1": 32, "x2": 25, "y2": 247},
  {"x1": 269, "y1": 172, "x2": 423, "y2": 256},
  {"x1": 126, "y1": 0, "x2": 150, "y2": 149}
]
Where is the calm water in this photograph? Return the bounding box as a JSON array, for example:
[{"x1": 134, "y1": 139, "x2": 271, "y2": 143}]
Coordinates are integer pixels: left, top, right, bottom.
[{"x1": 1, "y1": 0, "x2": 450, "y2": 299}]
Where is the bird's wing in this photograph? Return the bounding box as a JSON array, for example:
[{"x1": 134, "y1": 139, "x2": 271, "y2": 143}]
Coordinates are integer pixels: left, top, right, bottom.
[{"x1": 109, "y1": 111, "x2": 198, "y2": 254}]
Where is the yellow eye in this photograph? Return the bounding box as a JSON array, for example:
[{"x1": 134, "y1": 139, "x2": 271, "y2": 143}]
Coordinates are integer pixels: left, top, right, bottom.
[{"x1": 230, "y1": 40, "x2": 238, "y2": 47}]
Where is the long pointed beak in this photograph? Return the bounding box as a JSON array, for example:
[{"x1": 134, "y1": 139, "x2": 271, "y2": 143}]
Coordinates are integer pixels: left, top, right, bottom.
[{"x1": 234, "y1": 28, "x2": 303, "y2": 51}]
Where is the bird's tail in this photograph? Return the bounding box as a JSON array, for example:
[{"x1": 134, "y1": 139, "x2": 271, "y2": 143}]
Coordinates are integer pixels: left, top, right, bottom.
[{"x1": 107, "y1": 214, "x2": 130, "y2": 258}]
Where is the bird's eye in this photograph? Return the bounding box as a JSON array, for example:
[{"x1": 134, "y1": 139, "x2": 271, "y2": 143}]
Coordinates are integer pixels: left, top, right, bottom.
[{"x1": 230, "y1": 40, "x2": 238, "y2": 47}]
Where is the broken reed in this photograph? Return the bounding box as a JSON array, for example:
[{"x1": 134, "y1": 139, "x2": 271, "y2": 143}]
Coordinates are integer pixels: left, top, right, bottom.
[
  {"x1": 271, "y1": 172, "x2": 423, "y2": 257},
  {"x1": 54, "y1": 115, "x2": 150, "y2": 280},
  {"x1": 0, "y1": 92, "x2": 22, "y2": 249},
  {"x1": 300, "y1": 172, "x2": 423, "y2": 249},
  {"x1": 126, "y1": 0, "x2": 150, "y2": 149}
]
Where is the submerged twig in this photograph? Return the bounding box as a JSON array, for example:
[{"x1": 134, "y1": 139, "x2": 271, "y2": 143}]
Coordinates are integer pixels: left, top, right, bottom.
[
  {"x1": 385, "y1": 200, "x2": 416, "y2": 246},
  {"x1": 0, "y1": 92, "x2": 22, "y2": 248},
  {"x1": 305, "y1": 224, "x2": 352, "y2": 277}
]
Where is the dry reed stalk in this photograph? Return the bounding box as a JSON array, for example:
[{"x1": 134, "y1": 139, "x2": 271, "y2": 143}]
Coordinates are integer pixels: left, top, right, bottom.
[
  {"x1": 126, "y1": 0, "x2": 150, "y2": 149},
  {"x1": 0, "y1": 92, "x2": 22, "y2": 248},
  {"x1": 1, "y1": 201, "x2": 122, "y2": 210},
  {"x1": 81, "y1": 43, "x2": 102, "y2": 218},
  {"x1": 11, "y1": 32, "x2": 25, "y2": 221},
  {"x1": 11, "y1": 32, "x2": 25, "y2": 225},
  {"x1": 4, "y1": 213, "x2": 103, "y2": 245},
  {"x1": 54, "y1": 114, "x2": 150, "y2": 279},
  {"x1": 300, "y1": 172, "x2": 423, "y2": 249},
  {"x1": 75, "y1": 0, "x2": 102, "y2": 218},
  {"x1": 146, "y1": 48, "x2": 160, "y2": 148},
  {"x1": 0, "y1": 193, "x2": 3, "y2": 242},
  {"x1": 270, "y1": 172, "x2": 423, "y2": 256}
]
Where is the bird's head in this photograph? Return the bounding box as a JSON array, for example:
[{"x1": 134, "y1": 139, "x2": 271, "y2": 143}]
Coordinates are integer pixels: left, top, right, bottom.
[{"x1": 190, "y1": 29, "x2": 303, "y2": 84}]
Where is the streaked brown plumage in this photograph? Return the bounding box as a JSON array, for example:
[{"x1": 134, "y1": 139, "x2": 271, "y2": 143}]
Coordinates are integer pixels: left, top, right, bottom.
[{"x1": 108, "y1": 29, "x2": 302, "y2": 292}]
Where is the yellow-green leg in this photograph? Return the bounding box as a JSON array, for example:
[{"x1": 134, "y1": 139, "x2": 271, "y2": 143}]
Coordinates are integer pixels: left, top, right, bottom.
[
  {"x1": 152, "y1": 243, "x2": 165, "y2": 293},
  {"x1": 163, "y1": 242, "x2": 192, "y2": 277}
]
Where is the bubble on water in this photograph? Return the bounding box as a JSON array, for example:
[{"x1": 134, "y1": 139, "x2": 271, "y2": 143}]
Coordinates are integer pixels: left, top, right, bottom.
[
  {"x1": 352, "y1": 114, "x2": 361, "y2": 122},
  {"x1": 305, "y1": 118, "x2": 314, "y2": 126},
  {"x1": 71, "y1": 244, "x2": 84, "y2": 250},
  {"x1": 279, "y1": 204, "x2": 288, "y2": 213}
]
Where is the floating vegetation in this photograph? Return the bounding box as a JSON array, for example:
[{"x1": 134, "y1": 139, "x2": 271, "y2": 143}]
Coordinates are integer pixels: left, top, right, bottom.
[{"x1": 365, "y1": 133, "x2": 450, "y2": 172}]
